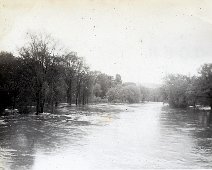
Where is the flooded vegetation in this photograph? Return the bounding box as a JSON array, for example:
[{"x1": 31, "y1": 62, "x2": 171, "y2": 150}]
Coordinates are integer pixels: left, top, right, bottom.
[
  {"x1": 0, "y1": 103, "x2": 212, "y2": 169},
  {"x1": 1, "y1": 1, "x2": 212, "y2": 169}
]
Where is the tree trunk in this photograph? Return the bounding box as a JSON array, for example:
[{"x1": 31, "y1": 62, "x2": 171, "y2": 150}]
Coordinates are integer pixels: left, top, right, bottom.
[
  {"x1": 82, "y1": 92, "x2": 85, "y2": 105},
  {"x1": 75, "y1": 88, "x2": 79, "y2": 105},
  {"x1": 36, "y1": 90, "x2": 45, "y2": 114},
  {"x1": 36, "y1": 93, "x2": 40, "y2": 115},
  {"x1": 76, "y1": 80, "x2": 81, "y2": 105},
  {"x1": 67, "y1": 89, "x2": 70, "y2": 103},
  {"x1": 75, "y1": 94, "x2": 78, "y2": 105},
  {"x1": 78, "y1": 87, "x2": 81, "y2": 104},
  {"x1": 50, "y1": 82, "x2": 54, "y2": 113},
  {"x1": 67, "y1": 81, "x2": 72, "y2": 104},
  {"x1": 40, "y1": 103, "x2": 44, "y2": 113}
]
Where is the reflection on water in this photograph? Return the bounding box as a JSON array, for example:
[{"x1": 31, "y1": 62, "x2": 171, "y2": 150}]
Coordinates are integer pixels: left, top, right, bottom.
[{"x1": 0, "y1": 103, "x2": 212, "y2": 169}]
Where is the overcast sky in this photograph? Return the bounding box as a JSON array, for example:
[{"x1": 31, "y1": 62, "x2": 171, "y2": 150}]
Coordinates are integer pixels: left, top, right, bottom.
[{"x1": 1, "y1": 0, "x2": 212, "y2": 84}]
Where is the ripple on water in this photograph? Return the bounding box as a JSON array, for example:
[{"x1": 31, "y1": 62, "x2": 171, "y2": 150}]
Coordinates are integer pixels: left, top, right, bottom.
[{"x1": 0, "y1": 103, "x2": 212, "y2": 169}]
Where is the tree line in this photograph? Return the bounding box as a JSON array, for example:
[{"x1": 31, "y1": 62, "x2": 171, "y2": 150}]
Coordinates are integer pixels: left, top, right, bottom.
[
  {"x1": 161, "y1": 64, "x2": 212, "y2": 110},
  {"x1": 2, "y1": 33, "x2": 209, "y2": 114},
  {"x1": 0, "y1": 33, "x2": 160, "y2": 115},
  {"x1": 0, "y1": 34, "x2": 106, "y2": 114}
]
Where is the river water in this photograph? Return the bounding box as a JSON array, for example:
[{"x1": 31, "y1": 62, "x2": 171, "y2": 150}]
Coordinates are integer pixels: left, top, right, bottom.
[{"x1": 0, "y1": 102, "x2": 212, "y2": 169}]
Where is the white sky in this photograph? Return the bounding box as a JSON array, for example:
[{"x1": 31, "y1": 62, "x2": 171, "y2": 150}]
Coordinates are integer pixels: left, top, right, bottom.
[{"x1": 1, "y1": 0, "x2": 212, "y2": 84}]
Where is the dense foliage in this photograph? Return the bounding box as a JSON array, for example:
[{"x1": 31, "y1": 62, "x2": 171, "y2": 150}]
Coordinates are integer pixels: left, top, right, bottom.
[
  {"x1": 1, "y1": 33, "x2": 158, "y2": 114},
  {"x1": 106, "y1": 83, "x2": 162, "y2": 103},
  {"x1": 162, "y1": 64, "x2": 212, "y2": 110},
  {"x1": 0, "y1": 34, "x2": 115, "y2": 114}
]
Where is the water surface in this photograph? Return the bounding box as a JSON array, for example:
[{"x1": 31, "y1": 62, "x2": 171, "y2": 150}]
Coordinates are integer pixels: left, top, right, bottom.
[{"x1": 0, "y1": 103, "x2": 212, "y2": 169}]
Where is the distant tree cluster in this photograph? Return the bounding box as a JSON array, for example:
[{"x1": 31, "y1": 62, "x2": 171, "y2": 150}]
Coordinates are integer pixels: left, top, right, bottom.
[
  {"x1": 107, "y1": 83, "x2": 140, "y2": 103},
  {"x1": 161, "y1": 64, "x2": 212, "y2": 110},
  {"x1": 106, "y1": 81, "x2": 162, "y2": 103}
]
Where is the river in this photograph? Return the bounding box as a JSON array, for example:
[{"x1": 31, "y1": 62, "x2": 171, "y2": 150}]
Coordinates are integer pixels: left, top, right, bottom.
[{"x1": 0, "y1": 102, "x2": 212, "y2": 169}]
